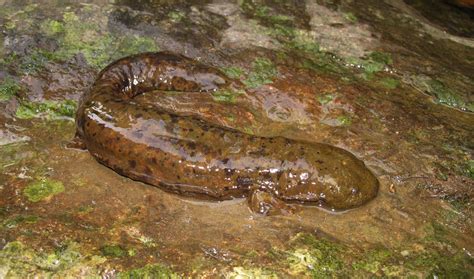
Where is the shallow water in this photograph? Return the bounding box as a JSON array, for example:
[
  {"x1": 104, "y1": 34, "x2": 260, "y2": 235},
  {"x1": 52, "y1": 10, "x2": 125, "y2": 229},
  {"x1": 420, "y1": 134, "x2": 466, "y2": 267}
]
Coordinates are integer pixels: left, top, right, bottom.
[{"x1": 0, "y1": 0, "x2": 473, "y2": 277}]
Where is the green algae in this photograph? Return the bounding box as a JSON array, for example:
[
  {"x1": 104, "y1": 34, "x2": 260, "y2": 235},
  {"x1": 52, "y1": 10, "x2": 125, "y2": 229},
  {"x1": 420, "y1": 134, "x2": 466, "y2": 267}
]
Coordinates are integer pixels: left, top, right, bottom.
[
  {"x1": 467, "y1": 160, "x2": 474, "y2": 179},
  {"x1": 378, "y1": 77, "x2": 400, "y2": 89},
  {"x1": 59, "y1": 11, "x2": 114, "y2": 68},
  {"x1": 369, "y1": 51, "x2": 393, "y2": 66},
  {"x1": 168, "y1": 10, "x2": 185, "y2": 22},
  {"x1": 347, "y1": 53, "x2": 389, "y2": 75},
  {"x1": 18, "y1": 49, "x2": 56, "y2": 74},
  {"x1": 343, "y1": 12, "x2": 358, "y2": 23},
  {"x1": 101, "y1": 244, "x2": 127, "y2": 258},
  {"x1": 0, "y1": 241, "x2": 106, "y2": 278},
  {"x1": 298, "y1": 54, "x2": 347, "y2": 76},
  {"x1": 23, "y1": 178, "x2": 65, "y2": 202},
  {"x1": 409, "y1": 75, "x2": 471, "y2": 111},
  {"x1": 222, "y1": 66, "x2": 245, "y2": 79},
  {"x1": 137, "y1": 235, "x2": 157, "y2": 248},
  {"x1": 3, "y1": 215, "x2": 39, "y2": 229},
  {"x1": 243, "y1": 58, "x2": 278, "y2": 88},
  {"x1": 351, "y1": 221, "x2": 472, "y2": 277},
  {"x1": 237, "y1": 0, "x2": 358, "y2": 78},
  {"x1": 0, "y1": 77, "x2": 21, "y2": 101},
  {"x1": 118, "y1": 264, "x2": 180, "y2": 279},
  {"x1": 317, "y1": 93, "x2": 335, "y2": 105},
  {"x1": 35, "y1": 10, "x2": 159, "y2": 69},
  {"x1": 426, "y1": 79, "x2": 468, "y2": 110},
  {"x1": 261, "y1": 232, "x2": 474, "y2": 277},
  {"x1": 352, "y1": 245, "x2": 473, "y2": 278},
  {"x1": 240, "y1": 1, "x2": 293, "y2": 26},
  {"x1": 287, "y1": 233, "x2": 346, "y2": 278},
  {"x1": 40, "y1": 19, "x2": 64, "y2": 36},
  {"x1": 336, "y1": 115, "x2": 352, "y2": 126},
  {"x1": 114, "y1": 36, "x2": 159, "y2": 60},
  {"x1": 0, "y1": 52, "x2": 16, "y2": 69},
  {"x1": 77, "y1": 204, "x2": 95, "y2": 214},
  {"x1": 435, "y1": 155, "x2": 474, "y2": 181},
  {"x1": 406, "y1": 250, "x2": 472, "y2": 278},
  {"x1": 287, "y1": 29, "x2": 319, "y2": 53},
  {"x1": 352, "y1": 248, "x2": 393, "y2": 274},
  {"x1": 212, "y1": 89, "x2": 244, "y2": 103},
  {"x1": 220, "y1": 58, "x2": 278, "y2": 89},
  {"x1": 225, "y1": 266, "x2": 279, "y2": 279},
  {"x1": 15, "y1": 99, "x2": 77, "y2": 120}
]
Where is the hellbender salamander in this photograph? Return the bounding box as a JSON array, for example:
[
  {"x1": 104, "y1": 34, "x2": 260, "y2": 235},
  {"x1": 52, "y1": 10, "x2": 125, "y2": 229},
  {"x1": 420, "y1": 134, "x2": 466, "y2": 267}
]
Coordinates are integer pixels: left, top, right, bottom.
[{"x1": 75, "y1": 52, "x2": 379, "y2": 215}]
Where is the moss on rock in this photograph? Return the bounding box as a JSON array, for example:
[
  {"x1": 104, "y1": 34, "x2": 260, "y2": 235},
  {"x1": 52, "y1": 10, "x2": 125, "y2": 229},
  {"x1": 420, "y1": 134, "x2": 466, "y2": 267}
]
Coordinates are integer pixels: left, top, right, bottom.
[
  {"x1": 23, "y1": 178, "x2": 65, "y2": 202},
  {"x1": 15, "y1": 100, "x2": 77, "y2": 120},
  {"x1": 0, "y1": 241, "x2": 106, "y2": 278},
  {"x1": 0, "y1": 77, "x2": 21, "y2": 101},
  {"x1": 118, "y1": 263, "x2": 180, "y2": 279}
]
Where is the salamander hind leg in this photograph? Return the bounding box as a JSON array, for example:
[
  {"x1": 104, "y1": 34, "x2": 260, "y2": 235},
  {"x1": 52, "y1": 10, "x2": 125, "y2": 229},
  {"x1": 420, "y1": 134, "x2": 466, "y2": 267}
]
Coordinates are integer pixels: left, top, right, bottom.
[{"x1": 248, "y1": 190, "x2": 297, "y2": 216}]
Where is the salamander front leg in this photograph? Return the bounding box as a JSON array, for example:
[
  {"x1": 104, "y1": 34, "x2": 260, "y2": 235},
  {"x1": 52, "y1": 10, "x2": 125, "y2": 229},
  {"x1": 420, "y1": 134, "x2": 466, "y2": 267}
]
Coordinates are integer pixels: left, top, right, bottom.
[{"x1": 248, "y1": 190, "x2": 297, "y2": 216}]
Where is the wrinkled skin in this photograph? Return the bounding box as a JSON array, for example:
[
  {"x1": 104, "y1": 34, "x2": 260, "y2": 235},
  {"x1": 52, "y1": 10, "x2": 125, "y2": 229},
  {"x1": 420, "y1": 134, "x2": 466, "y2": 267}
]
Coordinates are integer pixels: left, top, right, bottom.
[{"x1": 75, "y1": 52, "x2": 379, "y2": 214}]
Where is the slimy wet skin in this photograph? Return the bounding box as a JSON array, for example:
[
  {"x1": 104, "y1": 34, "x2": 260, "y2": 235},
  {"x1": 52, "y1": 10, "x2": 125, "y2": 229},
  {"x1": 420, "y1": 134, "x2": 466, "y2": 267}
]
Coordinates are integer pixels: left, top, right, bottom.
[{"x1": 75, "y1": 52, "x2": 378, "y2": 214}]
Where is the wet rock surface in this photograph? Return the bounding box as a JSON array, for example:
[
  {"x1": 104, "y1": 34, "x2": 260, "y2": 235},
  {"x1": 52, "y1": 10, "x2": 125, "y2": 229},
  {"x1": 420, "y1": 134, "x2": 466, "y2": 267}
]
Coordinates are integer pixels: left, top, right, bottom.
[{"x1": 0, "y1": 0, "x2": 473, "y2": 277}]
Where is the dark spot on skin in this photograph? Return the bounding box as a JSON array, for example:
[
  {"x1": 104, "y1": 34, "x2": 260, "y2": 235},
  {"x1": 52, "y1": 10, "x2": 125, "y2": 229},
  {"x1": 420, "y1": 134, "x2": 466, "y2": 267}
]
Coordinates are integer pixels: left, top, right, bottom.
[
  {"x1": 188, "y1": 142, "x2": 196, "y2": 150},
  {"x1": 316, "y1": 160, "x2": 324, "y2": 164},
  {"x1": 116, "y1": 136, "x2": 120, "y2": 141},
  {"x1": 151, "y1": 157, "x2": 157, "y2": 164},
  {"x1": 129, "y1": 160, "x2": 137, "y2": 168},
  {"x1": 236, "y1": 176, "x2": 253, "y2": 187},
  {"x1": 221, "y1": 158, "x2": 229, "y2": 164},
  {"x1": 135, "y1": 113, "x2": 143, "y2": 118}
]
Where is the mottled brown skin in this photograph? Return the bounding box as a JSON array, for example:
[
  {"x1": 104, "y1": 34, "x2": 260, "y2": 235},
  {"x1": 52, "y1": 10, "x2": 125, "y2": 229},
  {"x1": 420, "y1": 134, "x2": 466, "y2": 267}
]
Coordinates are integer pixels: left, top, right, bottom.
[{"x1": 76, "y1": 52, "x2": 379, "y2": 214}]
